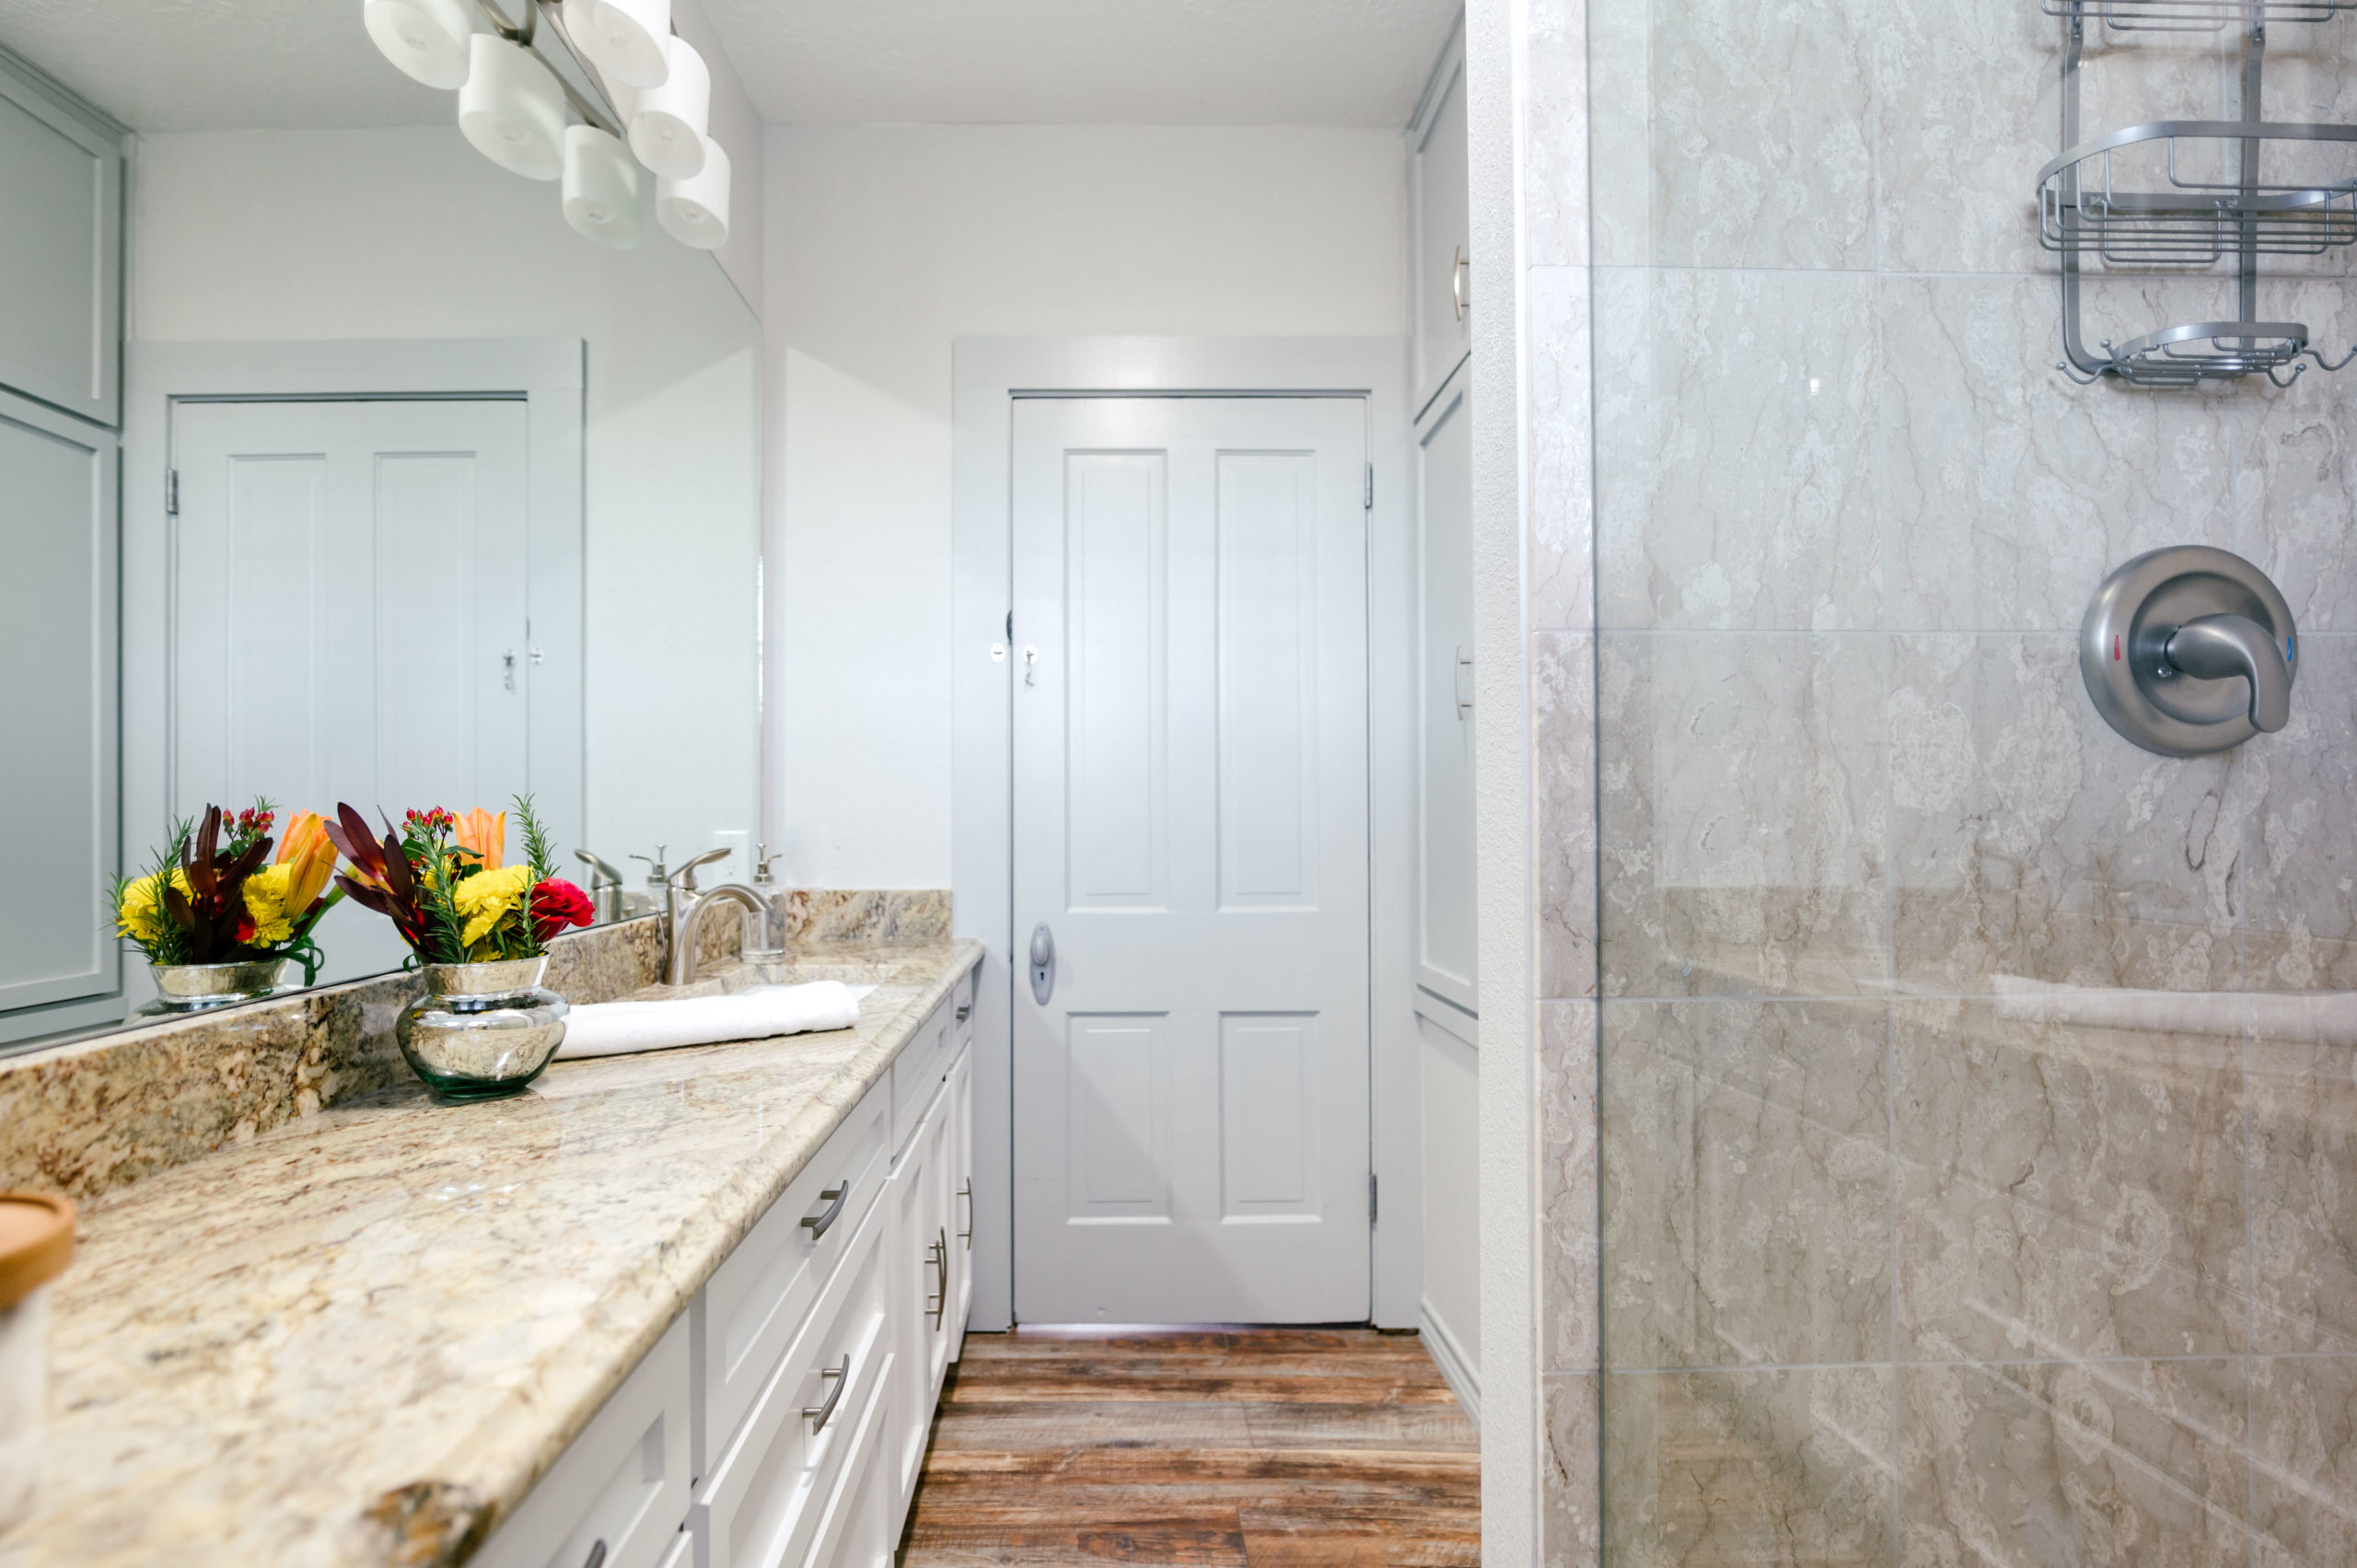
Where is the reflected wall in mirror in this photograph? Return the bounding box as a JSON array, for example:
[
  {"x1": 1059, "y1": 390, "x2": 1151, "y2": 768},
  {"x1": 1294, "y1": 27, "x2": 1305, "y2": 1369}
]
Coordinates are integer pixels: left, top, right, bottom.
[{"x1": 0, "y1": 0, "x2": 763, "y2": 1050}]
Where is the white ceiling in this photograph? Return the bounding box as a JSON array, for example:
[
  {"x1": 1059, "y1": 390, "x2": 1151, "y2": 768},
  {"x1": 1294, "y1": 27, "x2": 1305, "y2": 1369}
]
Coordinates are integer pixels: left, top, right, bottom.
[
  {"x1": 0, "y1": 0, "x2": 1462, "y2": 134},
  {"x1": 0, "y1": 0, "x2": 454, "y2": 131},
  {"x1": 630, "y1": 0, "x2": 1462, "y2": 129}
]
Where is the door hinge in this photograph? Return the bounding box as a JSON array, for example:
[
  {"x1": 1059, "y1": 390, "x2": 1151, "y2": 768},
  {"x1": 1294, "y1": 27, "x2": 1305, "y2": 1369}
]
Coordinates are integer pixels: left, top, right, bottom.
[
  {"x1": 1369, "y1": 1172, "x2": 1379, "y2": 1225},
  {"x1": 1364, "y1": 464, "x2": 1375, "y2": 510},
  {"x1": 1005, "y1": 610, "x2": 1014, "y2": 639},
  {"x1": 166, "y1": 469, "x2": 179, "y2": 517}
]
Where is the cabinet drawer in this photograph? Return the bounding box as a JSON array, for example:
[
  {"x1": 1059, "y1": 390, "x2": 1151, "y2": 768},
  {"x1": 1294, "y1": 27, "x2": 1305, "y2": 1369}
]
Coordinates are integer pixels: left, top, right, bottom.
[
  {"x1": 951, "y1": 967, "x2": 975, "y2": 1046},
  {"x1": 701, "y1": 1086, "x2": 889, "y2": 1468},
  {"x1": 795, "y1": 1362, "x2": 897, "y2": 1568},
  {"x1": 473, "y1": 1314, "x2": 691, "y2": 1568},
  {"x1": 890, "y1": 1002, "x2": 954, "y2": 1151},
  {"x1": 698, "y1": 1201, "x2": 893, "y2": 1568}
]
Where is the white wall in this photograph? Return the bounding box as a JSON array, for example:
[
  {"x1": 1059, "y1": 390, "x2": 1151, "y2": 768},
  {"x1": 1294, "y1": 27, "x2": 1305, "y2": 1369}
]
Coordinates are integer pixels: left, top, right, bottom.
[
  {"x1": 764, "y1": 123, "x2": 1409, "y2": 887},
  {"x1": 131, "y1": 126, "x2": 762, "y2": 882}
]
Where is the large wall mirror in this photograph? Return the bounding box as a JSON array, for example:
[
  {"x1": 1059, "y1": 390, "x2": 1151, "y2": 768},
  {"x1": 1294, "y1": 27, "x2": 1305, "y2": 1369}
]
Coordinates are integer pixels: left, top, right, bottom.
[{"x1": 0, "y1": 0, "x2": 761, "y2": 1047}]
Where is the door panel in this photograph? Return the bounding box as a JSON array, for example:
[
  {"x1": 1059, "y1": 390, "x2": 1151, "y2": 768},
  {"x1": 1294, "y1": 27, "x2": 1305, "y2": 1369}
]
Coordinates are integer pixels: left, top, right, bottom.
[
  {"x1": 1415, "y1": 377, "x2": 1478, "y2": 1015},
  {"x1": 0, "y1": 58, "x2": 122, "y2": 426},
  {"x1": 1012, "y1": 397, "x2": 1371, "y2": 1326},
  {"x1": 171, "y1": 400, "x2": 531, "y2": 984},
  {"x1": 1411, "y1": 42, "x2": 1471, "y2": 418},
  {"x1": 0, "y1": 388, "x2": 118, "y2": 1032}
]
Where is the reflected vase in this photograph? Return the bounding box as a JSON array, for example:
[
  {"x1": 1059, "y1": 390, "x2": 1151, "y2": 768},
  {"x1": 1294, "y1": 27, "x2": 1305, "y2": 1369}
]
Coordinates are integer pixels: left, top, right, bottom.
[
  {"x1": 147, "y1": 958, "x2": 289, "y2": 1013},
  {"x1": 397, "y1": 957, "x2": 569, "y2": 1101}
]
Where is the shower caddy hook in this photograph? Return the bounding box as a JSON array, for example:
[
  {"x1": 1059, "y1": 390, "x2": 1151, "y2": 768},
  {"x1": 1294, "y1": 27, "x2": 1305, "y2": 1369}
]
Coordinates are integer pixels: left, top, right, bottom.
[{"x1": 2039, "y1": 0, "x2": 2357, "y2": 387}]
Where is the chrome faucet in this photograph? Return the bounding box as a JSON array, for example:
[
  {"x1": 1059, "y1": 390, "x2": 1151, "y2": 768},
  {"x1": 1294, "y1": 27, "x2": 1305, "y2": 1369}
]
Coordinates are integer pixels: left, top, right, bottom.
[{"x1": 661, "y1": 847, "x2": 772, "y2": 987}]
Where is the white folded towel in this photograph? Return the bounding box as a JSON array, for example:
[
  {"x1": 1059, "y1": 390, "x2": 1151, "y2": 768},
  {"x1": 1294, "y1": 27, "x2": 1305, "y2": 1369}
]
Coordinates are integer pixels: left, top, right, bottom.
[{"x1": 555, "y1": 981, "x2": 865, "y2": 1060}]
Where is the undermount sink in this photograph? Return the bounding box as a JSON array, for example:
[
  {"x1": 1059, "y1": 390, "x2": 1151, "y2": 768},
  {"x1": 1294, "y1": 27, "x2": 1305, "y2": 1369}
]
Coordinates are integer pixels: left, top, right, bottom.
[{"x1": 625, "y1": 953, "x2": 935, "y2": 1005}]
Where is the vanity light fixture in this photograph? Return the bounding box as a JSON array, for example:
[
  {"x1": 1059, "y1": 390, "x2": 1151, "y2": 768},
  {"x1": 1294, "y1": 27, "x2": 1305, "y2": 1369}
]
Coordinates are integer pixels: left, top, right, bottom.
[
  {"x1": 563, "y1": 125, "x2": 645, "y2": 246},
  {"x1": 361, "y1": 0, "x2": 730, "y2": 251},
  {"x1": 363, "y1": 0, "x2": 474, "y2": 88},
  {"x1": 571, "y1": 0, "x2": 673, "y2": 88},
  {"x1": 627, "y1": 34, "x2": 709, "y2": 179},
  {"x1": 459, "y1": 32, "x2": 568, "y2": 180},
  {"x1": 656, "y1": 134, "x2": 730, "y2": 249}
]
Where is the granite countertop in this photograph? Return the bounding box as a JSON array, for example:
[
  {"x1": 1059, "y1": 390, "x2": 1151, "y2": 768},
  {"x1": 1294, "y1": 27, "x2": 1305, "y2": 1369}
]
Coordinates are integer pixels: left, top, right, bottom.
[{"x1": 0, "y1": 938, "x2": 983, "y2": 1568}]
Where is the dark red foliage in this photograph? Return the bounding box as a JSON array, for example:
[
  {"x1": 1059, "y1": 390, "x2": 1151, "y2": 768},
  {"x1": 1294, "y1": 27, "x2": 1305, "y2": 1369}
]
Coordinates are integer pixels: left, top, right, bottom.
[
  {"x1": 161, "y1": 805, "x2": 276, "y2": 963},
  {"x1": 326, "y1": 802, "x2": 436, "y2": 962},
  {"x1": 529, "y1": 878, "x2": 595, "y2": 943}
]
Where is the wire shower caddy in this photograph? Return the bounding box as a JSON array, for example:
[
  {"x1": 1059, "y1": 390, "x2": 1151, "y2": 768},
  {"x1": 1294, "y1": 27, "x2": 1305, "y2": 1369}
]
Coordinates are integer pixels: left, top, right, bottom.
[{"x1": 2041, "y1": 0, "x2": 2357, "y2": 385}]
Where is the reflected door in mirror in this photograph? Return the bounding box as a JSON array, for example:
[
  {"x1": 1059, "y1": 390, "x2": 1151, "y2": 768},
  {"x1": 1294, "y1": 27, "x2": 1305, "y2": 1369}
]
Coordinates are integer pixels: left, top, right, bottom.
[{"x1": 170, "y1": 398, "x2": 531, "y2": 985}]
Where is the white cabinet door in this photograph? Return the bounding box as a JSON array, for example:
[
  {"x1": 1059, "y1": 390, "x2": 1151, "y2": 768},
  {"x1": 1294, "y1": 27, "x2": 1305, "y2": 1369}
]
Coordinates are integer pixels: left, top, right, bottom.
[
  {"x1": 0, "y1": 387, "x2": 119, "y2": 1043},
  {"x1": 1011, "y1": 396, "x2": 1373, "y2": 1326},
  {"x1": 0, "y1": 55, "x2": 121, "y2": 427},
  {"x1": 169, "y1": 398, "x2": 532, "y2": 984},
  {"x1": 946, "y1": 1047, "x2": 974, "y2": 1362},
  {"x1": 1413, "y1": 374, "x2": 1477, "y2": 1020},
  {"x1": 1409, "y1": 26, "x2": 1470, "y2": 419},
  {"x1": 885, "y1": 1089, "x2": 952, "y2": 1519}
]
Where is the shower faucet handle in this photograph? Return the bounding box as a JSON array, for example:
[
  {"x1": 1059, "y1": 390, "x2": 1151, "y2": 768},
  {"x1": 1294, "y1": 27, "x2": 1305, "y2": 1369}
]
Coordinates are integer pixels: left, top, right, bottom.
[
  {"x1": 2081, "y1": 546, "x2": 2297, "y2": 758},
  {"x1": 2165, "y1": 614, "x2": 2291, "y2": 733}
]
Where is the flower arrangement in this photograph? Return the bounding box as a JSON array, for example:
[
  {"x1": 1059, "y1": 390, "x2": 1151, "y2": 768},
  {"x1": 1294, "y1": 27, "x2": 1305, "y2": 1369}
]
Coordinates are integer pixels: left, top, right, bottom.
[
  {"x1": 112, "y1": 802, "x2": 345, "y2": 983},
  {"x1": 326, "y1": 795, "x2": 595, "y2": 967}
]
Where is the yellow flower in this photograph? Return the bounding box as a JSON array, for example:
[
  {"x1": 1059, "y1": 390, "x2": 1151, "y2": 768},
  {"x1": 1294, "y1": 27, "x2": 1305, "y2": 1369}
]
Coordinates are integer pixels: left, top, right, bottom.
[
  {"x1": 241, "y1": 864, "x2": 299, "y2": 947},
  {"x1": 118, "y1": 870, "x2": 191, "y2": 945},
  {"x1": 453, "y1": 864, "x2": 534, "y2": 949},
  {"x1": 274, "y1": 811, "x2": 340, "y2": 915}
]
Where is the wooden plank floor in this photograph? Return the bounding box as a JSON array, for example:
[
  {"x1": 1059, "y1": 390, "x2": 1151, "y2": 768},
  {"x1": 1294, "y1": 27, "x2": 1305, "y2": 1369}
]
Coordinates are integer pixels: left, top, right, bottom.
[{"x1": 898, "y1": 1329, "x2": 1480, "y2": 1566}]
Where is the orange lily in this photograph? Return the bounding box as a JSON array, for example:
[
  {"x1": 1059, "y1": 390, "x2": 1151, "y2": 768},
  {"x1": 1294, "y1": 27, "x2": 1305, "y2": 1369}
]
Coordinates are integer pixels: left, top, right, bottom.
[
  {"x1": 274, "y1": 811, "x2": 342, "y2": 915},
  {"x1": 455, "y1": 808, "x2": 506, "y2": 872}
]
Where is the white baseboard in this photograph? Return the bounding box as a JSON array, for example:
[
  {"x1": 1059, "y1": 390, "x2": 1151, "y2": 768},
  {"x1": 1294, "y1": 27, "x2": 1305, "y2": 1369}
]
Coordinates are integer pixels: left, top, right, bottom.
[{"x1": 1419, "y1": 1297, "x2": 1480, "y2": 1428}]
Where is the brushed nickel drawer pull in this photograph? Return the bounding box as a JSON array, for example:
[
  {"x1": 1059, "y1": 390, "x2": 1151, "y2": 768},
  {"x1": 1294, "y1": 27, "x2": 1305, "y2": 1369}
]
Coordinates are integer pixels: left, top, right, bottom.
[
  {"x1": 583, "y1": 1541, "x2": 606, "y2": 1568},
  {"x1": 958, "y1": 1181, "x2": 972, "y2": 1248},
  {"x1": 801, "y1": 1180, "x2": 850, "y2": 1239},
  {"x1": 926, "y1": 1231, "x2": 948, "y2": 1330},
  {"x1": 802, "y1": 1354, "x2": 851, "y2": 1431}
]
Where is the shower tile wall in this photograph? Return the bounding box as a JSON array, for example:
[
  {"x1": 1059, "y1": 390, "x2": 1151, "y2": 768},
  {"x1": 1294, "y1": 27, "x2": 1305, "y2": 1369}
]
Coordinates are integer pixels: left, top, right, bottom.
[{"x1": 1547, "y1": 0, "x2": 2357, "y2": 1562}]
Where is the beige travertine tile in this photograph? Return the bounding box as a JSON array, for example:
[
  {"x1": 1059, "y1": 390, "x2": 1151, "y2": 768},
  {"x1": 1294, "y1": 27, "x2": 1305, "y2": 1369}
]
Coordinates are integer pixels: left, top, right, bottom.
[
  {"x1": 1599, "y1": 633, "x2": 1888, "y2": 998},
  {"x1": 1883, "y1": 273, "x2": 2239, "y2": 633},
  {"x1": 1893, "y1": 998, "x2": 2247, "y2": 1362},
  {"x1": 2251, "y1": 1355, "x2": 2357, "y2": 1568},
  {"x1": 1889, "y1": 634, "x2": 2246, "y2": 994},
  {"x1": 2246, "y1": 997, "x2": 2357, "y2": 1355},
  {"x1": 1594, "y1": 268, "x2": 1880, "y2": 632},
  {"x1": 1900, "y1": 1358, "x2": 2249, "y2": 1568},
  {"x1": 1602, "y1": 999, "x2": 1891, "y2": 1371},
  {"x1": 1532, "y1": 267, "x2": 1597, "y2": 634},
  {"x1": 1544, "y1": 1000, "x2": 1601, "y2": 1374},
  {"x1": 1878, "y1": 0, "x2": 2233, "y2": 276},
  {"x1": 1545, "y1": 1373, "x2": 1604, "y2": 1568},
  {"x1": 1527, "y1": 0, "x2": 1591, "y2": 269},
  {"x1": 1605, "y1": 1365, "x2": 1897, "y2": 1568},
  {"x1": 1539, "y1": 633, "x2": 1600, "y2": 1000},
  {"x1": 1588, "y1": 0, "x2": 1875, "y2": 270}
]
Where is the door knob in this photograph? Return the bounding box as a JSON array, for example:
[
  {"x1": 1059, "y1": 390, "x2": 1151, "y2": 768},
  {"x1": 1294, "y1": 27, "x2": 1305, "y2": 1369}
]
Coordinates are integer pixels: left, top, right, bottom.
[
  {"x1": 1028, "y1": 923, "x2": 1055, "y2": 1005},
  {"x1": 2081, "y1": 546, "x2": 2297, "y2": 757}
]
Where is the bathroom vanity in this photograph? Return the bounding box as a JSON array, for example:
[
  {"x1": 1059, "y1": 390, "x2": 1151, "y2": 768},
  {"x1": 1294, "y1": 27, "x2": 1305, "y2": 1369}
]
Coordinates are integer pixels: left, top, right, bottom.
[{"x1": 0, "y1": 936, "x2": 981, "y2": 1568}]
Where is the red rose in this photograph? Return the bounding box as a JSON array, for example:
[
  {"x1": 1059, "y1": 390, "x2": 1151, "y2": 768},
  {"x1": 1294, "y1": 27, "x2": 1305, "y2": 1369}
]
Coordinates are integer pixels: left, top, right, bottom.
[{"x1": 530, "y1": 877, "x2": 596, "y2": 943}]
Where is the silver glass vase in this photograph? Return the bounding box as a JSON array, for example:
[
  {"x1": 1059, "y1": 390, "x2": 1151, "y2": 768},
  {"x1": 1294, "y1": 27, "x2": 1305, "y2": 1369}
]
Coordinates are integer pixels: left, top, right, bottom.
[
  {"x1": 396, "y1": 957, "x2": 568, "y2": 1101},
  {"x1": 147, "y1": 958, "x2": 289, "y2": 1012}
]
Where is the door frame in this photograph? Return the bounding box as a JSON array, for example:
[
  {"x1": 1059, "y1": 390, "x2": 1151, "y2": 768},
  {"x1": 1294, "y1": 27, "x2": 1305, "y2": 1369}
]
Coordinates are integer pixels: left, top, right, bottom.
[
  {"x1": 951, "y1": 336, "x2": 1416, "y2": 1331},
  {"x1": 122, "y1": 338, "x2": 585, "y2": 1012}
]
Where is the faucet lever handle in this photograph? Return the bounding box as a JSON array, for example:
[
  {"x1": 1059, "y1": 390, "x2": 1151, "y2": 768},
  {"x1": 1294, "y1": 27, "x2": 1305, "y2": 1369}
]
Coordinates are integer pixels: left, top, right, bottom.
[
  {"x1": 674, "y1": 845, "x2": 733, "y2": 892},
  {"x1": 2167, "y1": 613, "x2": 2293, "y2": 733}
]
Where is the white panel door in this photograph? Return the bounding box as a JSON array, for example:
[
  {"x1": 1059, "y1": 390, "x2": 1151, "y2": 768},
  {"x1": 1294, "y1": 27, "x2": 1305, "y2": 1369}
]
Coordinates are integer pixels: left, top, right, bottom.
[
  {"x1": 170, "y1": 399, "x2": 531, "y2": 983},
  {"x1": 1012, "y1": 397, "x2": 1371, "y2": 1325}
]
